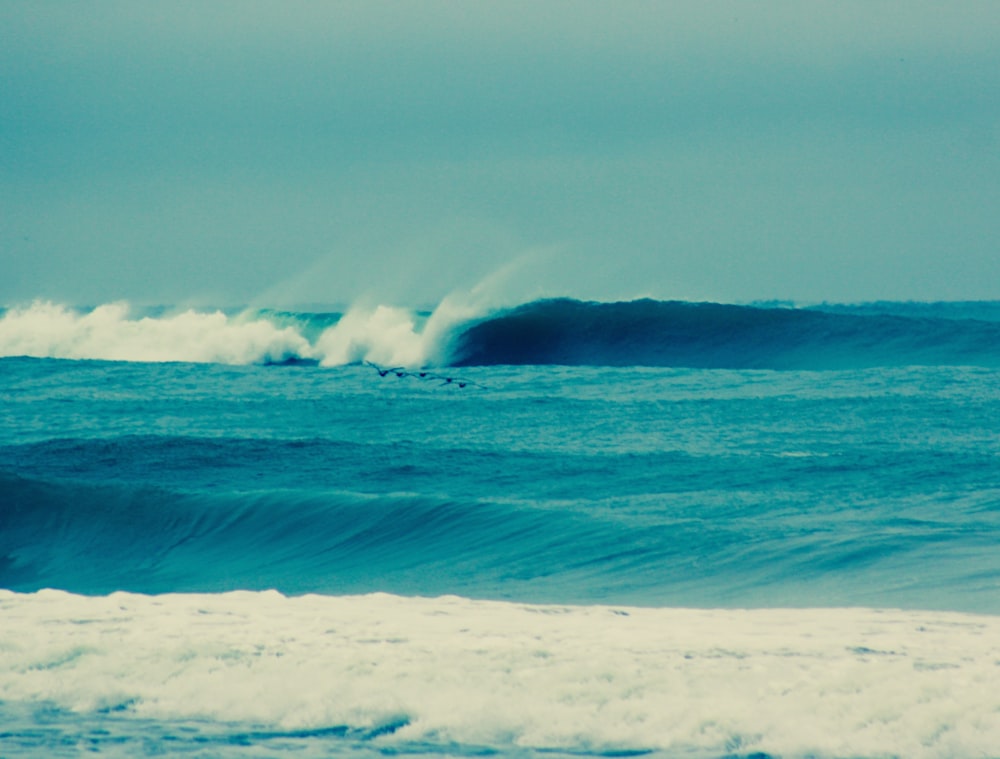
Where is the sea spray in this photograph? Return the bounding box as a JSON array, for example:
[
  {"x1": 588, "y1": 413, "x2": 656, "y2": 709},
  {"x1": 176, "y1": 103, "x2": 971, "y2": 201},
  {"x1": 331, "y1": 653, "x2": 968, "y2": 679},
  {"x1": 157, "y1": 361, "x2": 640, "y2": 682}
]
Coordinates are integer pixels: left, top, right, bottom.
[
  {"x1": 0, "y1": 301, "x2": 314, "y2": 365},
  {"x1": 314, "y1": 304, "x2": 425, "y2": 367},
  {"x1": 312, "y1": 257, "x2": 556, "y2": 368},
  {"x1": 313, "y1": 280, "x2": 524, "y2": 368}
]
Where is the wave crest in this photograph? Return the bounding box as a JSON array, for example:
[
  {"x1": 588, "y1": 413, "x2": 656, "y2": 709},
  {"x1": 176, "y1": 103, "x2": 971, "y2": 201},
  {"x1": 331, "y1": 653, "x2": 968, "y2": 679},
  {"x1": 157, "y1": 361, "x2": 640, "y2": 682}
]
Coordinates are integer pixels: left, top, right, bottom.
[
  {"x1": 2, "y1": 297, "x2": 999, "y2": 369},
  {"x1": 449, "y1": 298, "x2": 1000, "y2": 369}
]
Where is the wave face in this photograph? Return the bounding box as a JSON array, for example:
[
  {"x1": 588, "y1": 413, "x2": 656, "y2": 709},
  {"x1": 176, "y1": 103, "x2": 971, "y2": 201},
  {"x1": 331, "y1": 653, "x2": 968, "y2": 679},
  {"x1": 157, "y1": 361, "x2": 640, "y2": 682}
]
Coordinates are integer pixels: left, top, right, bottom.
[
  {"x1": 8, "y1": 454, "x2": 995, "y2": 608},
  {"x1": 2, "y1": 298, "x2": 999, "y2": 369},
  {"x1": 1, "y1": 467, "x2": 606, "y2": 599},
  {"x1": 449, "y1": 298, "x2": 1000, "y2": 369}
]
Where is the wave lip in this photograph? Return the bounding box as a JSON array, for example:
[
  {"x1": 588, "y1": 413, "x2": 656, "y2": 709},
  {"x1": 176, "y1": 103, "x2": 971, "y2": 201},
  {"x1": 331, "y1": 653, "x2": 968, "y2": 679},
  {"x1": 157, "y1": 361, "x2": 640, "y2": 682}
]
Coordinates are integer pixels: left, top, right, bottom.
[{"x1": 447, "y1": 298, "x2": 1000, "y2": 369}]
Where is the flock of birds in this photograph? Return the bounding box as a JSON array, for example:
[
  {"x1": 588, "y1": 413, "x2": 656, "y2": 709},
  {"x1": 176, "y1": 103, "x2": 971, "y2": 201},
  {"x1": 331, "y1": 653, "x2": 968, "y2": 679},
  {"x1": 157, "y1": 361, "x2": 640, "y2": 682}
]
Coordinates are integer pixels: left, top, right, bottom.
[{"x1": 363, "y1": 361, "x2": 482, "y2": 389}]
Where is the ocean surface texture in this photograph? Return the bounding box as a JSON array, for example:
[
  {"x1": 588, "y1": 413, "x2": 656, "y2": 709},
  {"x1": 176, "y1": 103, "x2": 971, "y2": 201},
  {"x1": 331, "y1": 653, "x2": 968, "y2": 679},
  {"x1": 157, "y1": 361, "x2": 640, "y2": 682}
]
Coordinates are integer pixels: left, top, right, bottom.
[{"x1": 1, "y1": 298, "x2": 999, "y2": 759}]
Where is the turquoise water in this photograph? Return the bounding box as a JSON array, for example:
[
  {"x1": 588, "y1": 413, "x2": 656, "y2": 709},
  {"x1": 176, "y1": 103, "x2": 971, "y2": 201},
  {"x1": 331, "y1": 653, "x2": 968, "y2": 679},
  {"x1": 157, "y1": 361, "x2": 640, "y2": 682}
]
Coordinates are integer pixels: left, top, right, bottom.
[
  {"x1": 1, "y1": 299, "x2": 999, "y2": 758},
  {"x1": 3, "y1": 358, "x2": 999, "y2": 612}
]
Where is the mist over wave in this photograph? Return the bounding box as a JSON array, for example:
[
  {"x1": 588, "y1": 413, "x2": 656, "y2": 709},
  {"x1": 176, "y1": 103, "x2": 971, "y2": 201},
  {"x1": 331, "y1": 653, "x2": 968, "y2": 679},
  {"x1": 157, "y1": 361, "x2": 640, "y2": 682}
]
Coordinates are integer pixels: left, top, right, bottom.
[{"x1": 2, "y1": 297, "x2": 999, "y2": 369}]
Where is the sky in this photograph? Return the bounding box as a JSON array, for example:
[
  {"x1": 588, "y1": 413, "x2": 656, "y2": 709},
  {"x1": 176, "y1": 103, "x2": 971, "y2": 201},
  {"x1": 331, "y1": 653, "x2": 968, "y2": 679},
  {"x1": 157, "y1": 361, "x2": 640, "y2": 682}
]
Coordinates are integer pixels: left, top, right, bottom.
[{"x1": 2, "y1": 1, "x2": 999, "y2": 309}]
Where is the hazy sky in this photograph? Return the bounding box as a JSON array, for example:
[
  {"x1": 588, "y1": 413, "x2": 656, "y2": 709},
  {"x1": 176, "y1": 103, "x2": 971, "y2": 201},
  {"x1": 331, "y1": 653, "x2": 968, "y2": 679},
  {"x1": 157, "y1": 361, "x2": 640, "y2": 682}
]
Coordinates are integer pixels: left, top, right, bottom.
[{"x1": 2, "y1": 1, "x2": 998, "y2": 308}]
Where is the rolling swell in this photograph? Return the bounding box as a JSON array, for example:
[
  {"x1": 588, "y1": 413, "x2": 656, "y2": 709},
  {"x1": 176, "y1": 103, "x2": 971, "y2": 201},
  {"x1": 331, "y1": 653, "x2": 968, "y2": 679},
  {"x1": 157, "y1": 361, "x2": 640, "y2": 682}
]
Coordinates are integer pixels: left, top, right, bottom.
[
  {"x1": 3, "y1": 460, "x2": 999, "y2": 610},
  {"x1": 447, "y1": 299, "x2": 1000, "y2": 369},
  {"x1": 0, "y1": 471, "x2": 627, "y2": 599}
]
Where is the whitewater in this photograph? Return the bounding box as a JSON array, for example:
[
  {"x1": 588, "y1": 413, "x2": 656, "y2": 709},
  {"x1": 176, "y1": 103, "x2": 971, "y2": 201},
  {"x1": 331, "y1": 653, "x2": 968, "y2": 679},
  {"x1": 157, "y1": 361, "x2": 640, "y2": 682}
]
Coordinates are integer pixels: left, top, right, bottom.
[
  {"x1": 3, "y1": 297, "x2": 1000, "y2": 369},
  {"x1": 1, "y1": 297, "x2": 999, "y2": 758}
]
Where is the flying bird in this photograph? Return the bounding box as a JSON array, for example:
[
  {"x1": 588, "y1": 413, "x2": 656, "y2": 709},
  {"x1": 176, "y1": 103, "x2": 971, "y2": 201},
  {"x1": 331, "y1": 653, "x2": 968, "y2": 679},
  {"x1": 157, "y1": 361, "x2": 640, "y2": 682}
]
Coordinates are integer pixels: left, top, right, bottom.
[
  {"x1": 363, "y1": 361, "x2": 483, "y2": 389},
  {"x1": 364, "y1": 361, "x2": 404, "y2": 378}
]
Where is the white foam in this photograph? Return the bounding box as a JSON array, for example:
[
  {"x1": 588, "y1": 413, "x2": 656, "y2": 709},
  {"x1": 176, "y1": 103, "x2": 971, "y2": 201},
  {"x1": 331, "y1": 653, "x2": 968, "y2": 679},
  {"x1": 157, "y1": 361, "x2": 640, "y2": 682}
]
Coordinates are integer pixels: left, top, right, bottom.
[
  {"x1": 313, "y1": 288, "x2": 499, "y2": 368},
  {"x1": 0, "y1": 293, "x2": 489, "y2": 368},
  {"x1": 314, "y1": 304, "x2": 426, "y2": 368},
  {"x1": 313, "y1": 262, "x2": 534, "y2": 368},
  {"x1": 0, "y1": 259, "x2": 529, "y2": 367},
  {"x1": 1, "y1": 590, "x2": 997, "y2": 758},
  {"x1": 0, "y1": 301, "x2": 314, "y2": 365}
]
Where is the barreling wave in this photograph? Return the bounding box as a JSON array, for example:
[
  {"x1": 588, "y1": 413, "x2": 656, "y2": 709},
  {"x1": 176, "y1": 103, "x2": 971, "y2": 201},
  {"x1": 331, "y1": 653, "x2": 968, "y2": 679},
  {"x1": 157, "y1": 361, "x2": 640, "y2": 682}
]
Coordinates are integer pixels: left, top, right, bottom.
[
  {"x1": 2, "y1": 298, "x2": 999, "y2": 369},
  {"x1": 448, "y1": 298, "x2": 1000, "y2": 369}
]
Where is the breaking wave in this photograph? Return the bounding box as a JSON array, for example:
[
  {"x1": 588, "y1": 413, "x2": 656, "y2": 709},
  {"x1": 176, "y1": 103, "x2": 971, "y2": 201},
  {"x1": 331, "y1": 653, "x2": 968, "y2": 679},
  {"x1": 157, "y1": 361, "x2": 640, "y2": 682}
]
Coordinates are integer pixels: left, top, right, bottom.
[
  {"x1": 1, "y1": 298, "x2": 998, "y2": 369},
  {"x1": 0, "y1": 302, "x2": 316, "y2": 365},
  {"x1": 449, "y1": 298, "x2": 1000, "y2": 369}
]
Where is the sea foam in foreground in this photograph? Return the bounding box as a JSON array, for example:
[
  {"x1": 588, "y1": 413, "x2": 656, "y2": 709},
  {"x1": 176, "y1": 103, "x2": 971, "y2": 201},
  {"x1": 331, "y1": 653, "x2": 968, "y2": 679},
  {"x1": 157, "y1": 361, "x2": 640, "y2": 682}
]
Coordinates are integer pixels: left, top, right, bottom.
[{"x1": 2, "y1": 590, "x2": 999, "y2": 758}]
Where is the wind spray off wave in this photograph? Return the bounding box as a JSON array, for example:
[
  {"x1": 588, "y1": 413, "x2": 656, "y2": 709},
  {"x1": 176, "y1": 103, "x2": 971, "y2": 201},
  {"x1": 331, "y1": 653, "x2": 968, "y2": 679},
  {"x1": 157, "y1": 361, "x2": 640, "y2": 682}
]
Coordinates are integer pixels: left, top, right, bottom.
[{"x1": 312, "y1": 292, "x2": 485, "y2": 368}]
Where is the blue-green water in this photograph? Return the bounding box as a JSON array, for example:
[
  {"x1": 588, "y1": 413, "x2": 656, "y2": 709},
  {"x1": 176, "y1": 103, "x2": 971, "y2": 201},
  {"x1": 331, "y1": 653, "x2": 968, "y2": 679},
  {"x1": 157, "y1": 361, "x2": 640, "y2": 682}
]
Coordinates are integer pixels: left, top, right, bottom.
[
  {"x1": 3, "y1": 358, "x2": 999, "y2": 612},
  {"x1": 1, "y1": 299, "x2": 999, "y2": 758}
]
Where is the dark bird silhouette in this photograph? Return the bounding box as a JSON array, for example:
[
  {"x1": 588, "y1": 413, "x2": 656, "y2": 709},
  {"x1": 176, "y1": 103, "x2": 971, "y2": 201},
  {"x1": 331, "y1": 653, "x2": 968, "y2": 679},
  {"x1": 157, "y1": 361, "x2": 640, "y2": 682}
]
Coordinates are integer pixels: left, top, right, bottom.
[
  {"x1": 364, "y1": 361, "x2": 483, "y2": 389},
  {"x1": 364, "y1": 361, "x2": 404, "y2": 378},
  {"x1": 439, "y1": 377, "x2": 477, "y2": 389}
]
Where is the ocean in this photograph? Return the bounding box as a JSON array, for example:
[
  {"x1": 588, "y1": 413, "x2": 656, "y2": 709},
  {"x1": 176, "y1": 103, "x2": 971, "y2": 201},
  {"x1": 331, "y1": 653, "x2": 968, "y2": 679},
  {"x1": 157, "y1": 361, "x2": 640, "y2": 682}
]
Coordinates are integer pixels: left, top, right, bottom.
[{"x1": 1, "y1": 297, "x2": 998, "y2": 758}]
